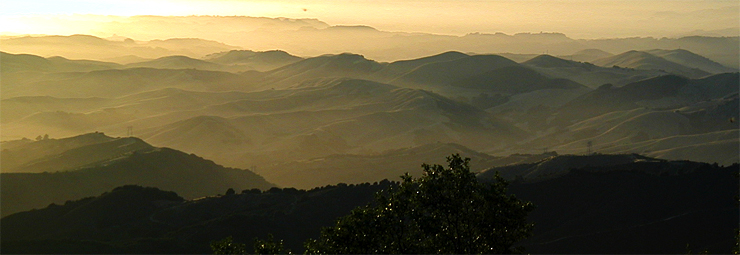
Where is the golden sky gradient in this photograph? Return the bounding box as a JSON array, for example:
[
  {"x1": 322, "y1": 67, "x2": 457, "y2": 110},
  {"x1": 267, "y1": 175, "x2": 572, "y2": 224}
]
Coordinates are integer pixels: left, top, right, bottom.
[{"x1": 2, "y1": 0, "x2": 738, "y2": 38}]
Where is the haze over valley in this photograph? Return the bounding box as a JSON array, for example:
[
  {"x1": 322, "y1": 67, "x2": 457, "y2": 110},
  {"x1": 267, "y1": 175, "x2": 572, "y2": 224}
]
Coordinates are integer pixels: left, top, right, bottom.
[{"x1": 1, "y1": 1, "x2": 738, "y2": 253}]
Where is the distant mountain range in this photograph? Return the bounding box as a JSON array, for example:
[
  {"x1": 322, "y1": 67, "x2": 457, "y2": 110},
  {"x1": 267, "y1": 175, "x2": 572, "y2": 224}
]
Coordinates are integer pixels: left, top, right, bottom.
[
  {"x1": 0, "y1": 133, "x2": 274, "y2": 217},
  {"x1": 2, "y1": 30, "x2": 738, "y2": 68},
  {"x1": 2, "y1": 155, "x2": 736, "y2": 254},
  {"x1": 1, "y1": 49, "x2": 738, "y2": 188}
]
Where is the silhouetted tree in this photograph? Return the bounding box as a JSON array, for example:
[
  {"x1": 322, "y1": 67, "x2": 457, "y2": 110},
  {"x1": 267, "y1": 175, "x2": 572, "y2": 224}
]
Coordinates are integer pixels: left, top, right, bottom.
[
  {"x1": 211, "y1": 236, "x2": 246, "y2": 255},
  {"x1": 304, "y1": 154, "x2": 535, "y2": 254},
  {"x1": 211, "y1": 234, "x2": 290, "y2": 255},
  {"x1": 254, "y1": 234, "x2": 291, "y2": 254}
]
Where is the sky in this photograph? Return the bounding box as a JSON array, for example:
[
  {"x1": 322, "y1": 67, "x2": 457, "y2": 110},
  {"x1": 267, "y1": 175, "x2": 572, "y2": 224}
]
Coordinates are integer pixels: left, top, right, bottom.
[{"x1": 1, "y1": 0, "x2": 739, "y2": 38}]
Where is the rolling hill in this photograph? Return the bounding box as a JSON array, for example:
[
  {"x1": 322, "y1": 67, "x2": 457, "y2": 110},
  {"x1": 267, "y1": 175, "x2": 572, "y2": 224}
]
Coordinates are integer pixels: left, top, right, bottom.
[
  {"x1": 0, "y1": 133, "x2": 274, "y2": 217},
  {"x1": 645, "y1": 49, "x2": 736, "y2": 74},
  {"x1": 1, "y1": 67, "x2": 259, "y2": 99},
  {"x1": 591, "y1": 50, "x2": 710, "y2": 78},
  {"x1": 125, "y1": 55, "x2": 225, "y2": 71},
  {"x1": 203, "y1": 50, "x2": 303, "y2": 71},
  {"x1": 0, "y1": 51, "x2": 122, "y2": 73},
  {"x1": 391, "y1": 54, "x2": 520, "y2": 87}
]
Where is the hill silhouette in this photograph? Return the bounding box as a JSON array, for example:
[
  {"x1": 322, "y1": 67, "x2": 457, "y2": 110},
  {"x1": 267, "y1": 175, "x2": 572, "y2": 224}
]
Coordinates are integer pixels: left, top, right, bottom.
[
  {"x1": 561, "y1": 48, "x2": 613, "y2": 62},
  {"x1": 125, "y1": 55, "x2": 225, "y2": 71},
  {"x1": 203, "y1": 50, "x2": 302, "y2": 71},
  {"x1": 0, "y1": 51, "x2": 122, "y2": 73},
  {"x1": 646, "y1": 49, "x2": 736, "y2": 74},
  {"x1": 2, "y1": 67, "x2": 258, "y2": 99},
  {"x1": 392, "y1": 54, "x2": 519, "y2": 86},
  {"x1": 0, "y1": 133, "x2": 274, "y2": 217},
  {"x1": 450, "y1": 65, "x2": 586, "y2": 93},
  {"x1": 521, "y1": 54, "x2": 666, "y2": 88},
  {"x1": 1, "y1": 132, "x2": 153, "y2": 173},
  {"x1": 2, "y1": 156, "x2": 735, "y2": 254},
  {"x1": 261, "y1": 53, "x2": 385, "y2": 88},
  {"x1": 2, "y1": 51, "x2": 738, "y2": 185},
  {"x1": 591, "y1": 50, "x2": 710, "y2": 78}
]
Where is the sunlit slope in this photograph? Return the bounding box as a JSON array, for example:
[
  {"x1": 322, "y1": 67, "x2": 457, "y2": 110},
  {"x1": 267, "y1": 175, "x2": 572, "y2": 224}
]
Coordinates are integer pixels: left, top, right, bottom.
[
  {"x1": 0, "y1": 132, "x2": 153, "y2": 173},
  {"x1": 0, "y1": 51, "x2": 122, "y2": 73},
  {"x1": 591, "y1": 50, "x2": 710, "y2": 78},
  {"x1": 559, "y1": 48, "x2": 613, "y2": 63},
  {"x1": 125, "y1": 55, "x2": 225, "y2": 71},
  {"x1": 376, "y1": 51, "x2": 470, "y2": 78},
  {"x1": 522, "y1": 54, "x2": 665, "y2": 88},
  {"x1": 203, "y1": 50, "x2": 303, "y2": 71},
  {"x1": 0, "y1": 133, "x2": 274, "y2": 217},
  {"x1": 257, "y1": 53, "x2": 385, "y2": 89},
  {"x1": 645, "y1": 49, "x2": 737, "y2": 74}
]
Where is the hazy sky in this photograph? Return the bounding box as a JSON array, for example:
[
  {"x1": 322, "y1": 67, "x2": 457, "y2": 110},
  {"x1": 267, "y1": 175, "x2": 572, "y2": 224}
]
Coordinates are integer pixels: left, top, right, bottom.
[{"x1": 2, "y1": 0, "x2": 738, "y2": 38}]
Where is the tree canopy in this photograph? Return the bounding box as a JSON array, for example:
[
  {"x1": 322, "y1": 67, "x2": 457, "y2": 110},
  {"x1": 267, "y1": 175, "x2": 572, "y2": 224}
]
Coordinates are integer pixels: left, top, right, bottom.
[{"x1": 304, "y1": 154, "x2": 535, "y2": 254}]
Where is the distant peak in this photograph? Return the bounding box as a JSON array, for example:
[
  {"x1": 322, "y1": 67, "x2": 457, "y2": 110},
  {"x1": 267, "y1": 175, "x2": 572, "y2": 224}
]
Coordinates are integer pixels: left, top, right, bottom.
[{"x1": 327, "y1": 25, "x2": 378, "y2": 31}]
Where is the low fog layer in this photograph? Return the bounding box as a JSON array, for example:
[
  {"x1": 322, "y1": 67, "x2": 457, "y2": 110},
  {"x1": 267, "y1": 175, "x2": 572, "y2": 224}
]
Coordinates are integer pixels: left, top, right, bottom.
[{"x1": 1, "y1": 15, "x2": 739, "y2": 67}]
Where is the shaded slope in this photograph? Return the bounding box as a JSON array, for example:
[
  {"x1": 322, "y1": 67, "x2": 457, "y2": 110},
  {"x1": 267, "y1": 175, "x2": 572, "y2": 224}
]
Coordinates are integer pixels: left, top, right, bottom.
[
  {"x1": 262, "y1": 143, "x2": 499, "y2": 189},
  {"x1": 507, "y1": 163, "x2": 738, "y2": 254},
  {"x1": 392, "y1": 54, "x2": 519, "y2": 86},
  {"x1": 523, "y1": 54, "x2": 665, "y2": 88},
  {"x1": 478, "y1": 153, "x2": 661, "y2": 181},
  {"x1": 1, "y1": 182, "x2": 393, "y2": 254},
  {"x1": 555, "y1": 73, "x2": 739, "y2": 123},
  {"x1": 2, "y1": 157, "x2": 736, "y2": 254},
  {"x1": 2, "y1": 67, "x2": 259, "y2": 98},
  {"x1": 450, "y1": 65, "x2": 586, "y2": 93},
  {"x1": 0, "y1": 134, "x2": 274, "y2": 217}
]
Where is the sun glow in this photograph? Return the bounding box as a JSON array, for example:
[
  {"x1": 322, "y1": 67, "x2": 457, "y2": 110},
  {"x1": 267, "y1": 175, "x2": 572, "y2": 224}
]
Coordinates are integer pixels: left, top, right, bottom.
[{"x1": 1, "y1": 0, "x2": 738, "y2": 38}]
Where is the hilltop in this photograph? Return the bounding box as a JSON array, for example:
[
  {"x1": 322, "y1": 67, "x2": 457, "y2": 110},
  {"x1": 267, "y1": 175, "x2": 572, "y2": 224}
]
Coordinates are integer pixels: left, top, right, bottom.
[{"x1": 0, "y1": 133, "x2": 274, "y2": 217}]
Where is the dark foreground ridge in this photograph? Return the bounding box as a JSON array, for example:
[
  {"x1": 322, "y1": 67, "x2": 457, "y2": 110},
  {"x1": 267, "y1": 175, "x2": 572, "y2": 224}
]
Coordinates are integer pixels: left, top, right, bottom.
[{"x1": 1, "y1": 155, "x2": 737, "y2": 254}]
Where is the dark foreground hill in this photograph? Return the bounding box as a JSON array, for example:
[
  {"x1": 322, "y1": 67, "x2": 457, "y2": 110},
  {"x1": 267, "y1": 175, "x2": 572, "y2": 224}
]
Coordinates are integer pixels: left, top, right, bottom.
[
  {"x1": 1, "y1": 155, "x2": 736, "y2": 254},
  {"x1": 0, "y1": 133, "x2": 274, "y2": 217}
]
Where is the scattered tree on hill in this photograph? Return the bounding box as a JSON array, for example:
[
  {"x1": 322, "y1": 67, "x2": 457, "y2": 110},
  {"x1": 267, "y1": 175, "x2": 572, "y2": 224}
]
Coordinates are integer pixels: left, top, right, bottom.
[
  {"x1": 225, "y1": 188, "x2": 236, "y2": 196},
  {"x1": 303, "y1": 154, "x2": 535, "y2": 254},
  {"x1": 211, "y1": 236, "x2": 246, "y2": 255},
  {"x1": 211, "y1": 235, "x2": 290, "y2": 255},
  {"x1": 254, "y1": 234, "x2": 292, "y2": 254}
]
